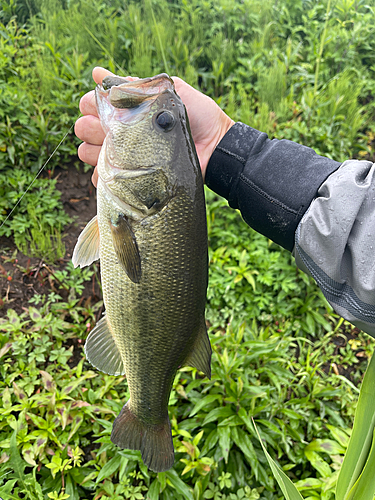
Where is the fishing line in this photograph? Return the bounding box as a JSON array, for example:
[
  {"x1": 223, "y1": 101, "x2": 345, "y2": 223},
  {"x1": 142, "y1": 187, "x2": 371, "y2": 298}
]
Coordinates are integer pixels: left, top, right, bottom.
[
  {"x1": 0, "y1": 122, "x2": 76, "y2": 231},
  {"x1": 1, "y1": 67, "x2": 133, "y2": 232}
]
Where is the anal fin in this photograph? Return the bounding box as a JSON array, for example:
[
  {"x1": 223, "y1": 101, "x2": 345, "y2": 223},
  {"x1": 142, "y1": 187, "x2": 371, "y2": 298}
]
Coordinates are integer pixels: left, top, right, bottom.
[
  {"x1": 183, "y1": 320, "x2": 212, "y2": 379},
  {"x1": 72, "y1": 215, "x2": 100, "y2": 268},
  {"x1": 85, "y1": 315, "x2": 125, "y2": 376}
]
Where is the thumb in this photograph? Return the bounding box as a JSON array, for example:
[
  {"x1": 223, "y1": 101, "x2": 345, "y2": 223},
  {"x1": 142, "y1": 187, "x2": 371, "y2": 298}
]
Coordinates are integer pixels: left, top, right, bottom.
[{"x1": 92, "y1": 66, "x2": 114, "y2": 85}]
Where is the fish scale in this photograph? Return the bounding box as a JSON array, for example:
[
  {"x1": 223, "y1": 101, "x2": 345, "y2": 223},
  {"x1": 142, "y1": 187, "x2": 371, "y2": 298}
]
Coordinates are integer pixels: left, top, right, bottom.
[{"x1": 72, "y1": 73, "x2": 211, "y2": 472}]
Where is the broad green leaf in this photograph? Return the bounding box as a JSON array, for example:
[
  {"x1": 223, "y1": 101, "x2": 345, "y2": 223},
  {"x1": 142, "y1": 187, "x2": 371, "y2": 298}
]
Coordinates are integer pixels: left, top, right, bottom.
[
  {"x1": 321, "y1": 470, "x2": 339, "y2": 494},
  {"x1": 218, "y1": 415, "x2": 243, "y2": 427},
  {"x1": 294, "y1": 478, "x2": 323, "y2": 491},
  {"x1": 336, "y1": 354, "x2": 375, "y2": 500},
  {"x1": 231, "y1": 427, "x2": 257, "y2": 471},
  {"x1": 96, "y1": 453, "x2": 122, "y2": 483},
  {"x1": 118, "y1": 449, "x2": 142, "y2": 461},
  {"x1": 218, "y1": 426, "x2": 231, "y2": 463},
  {"x1": 1, "y1": 387, "x2": 12, "y2": 412},
  {"x1": 193, "y1": 430, "x2": 204, "y2": 446},
  {"x1": 0, "y1": 342, "x2": 12, "y2": 359},
  {"x1": 9, "y1": 430, "x2": 26, "y2": 480},
  {"x1": 304, "y1": 451, "x2": 331, "y2": 478},
  {"x1": 165, "y1": 468, "x2": 193, "y2": 500},
  {"x1": 326, "y1": 425, "x2": 350, "y2": 449},
  {"x1": 8, "y1": 430, "x2": 40, "y2": 499},
  {"x1": 158, "y1": 471, "x2": 167, "y2": 491},
  {"x1": 146, "y1": 479, "x2": 160, "y2": 500},
  {"x1": 0, "y1": 479, "x2": 17, "y2": 497},
  {"x1": 253, "y1": 419, "x2": 304, "y2": 500},
  {"x1": 65, "y1": 474, "x2": 79, "y2": 500},
  {"x1": 345, "y1": 427, "x2": 375, "y2": 500},
  {"x1": 305, "y1": 438, "x2": 345, "y2": 455},
  {"x1": 200, "y1": 429, "x2": 219, "y2": 455},
  {"x1": 67, "y1": 415, "x2": 84, "y2": 441},
  {"x1": 238, "y1": 407, "x2": 255, "y2": 435},
  {"x1": 189, "y1": 394, "x2": 221, "y2": 417},
  {"x1": 61, "y1": 372, "x2": 96, "y2": 395},
  {"x1": 202, "y1": 405, "x2": 234, "y2": 425}
]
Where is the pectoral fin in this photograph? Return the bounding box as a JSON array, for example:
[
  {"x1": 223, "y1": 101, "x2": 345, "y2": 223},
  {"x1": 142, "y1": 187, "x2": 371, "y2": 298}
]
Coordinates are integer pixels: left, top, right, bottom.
[
  {"x1": 110, "y1": 214, "x2": 141, "y2": 283},
  {"x1": 183, "y1": 320, "x2": 212, "y2": 379},
  {"x1": 72, "y1": 216, "x2": 100, "y2": 268},
  {"x1": 85, "y1": 315, "x2": 125, "y2": 376}
]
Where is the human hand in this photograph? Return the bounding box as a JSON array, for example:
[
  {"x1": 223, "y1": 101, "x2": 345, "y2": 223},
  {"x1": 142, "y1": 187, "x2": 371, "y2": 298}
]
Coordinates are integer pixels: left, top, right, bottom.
[
  {"x1": 75, "y1": 67, "x2": 126, "y2": 187},
  {"x1": 74, "y1": 67, "x2": 234, "y2": 186},
  {"x1": 172, "y1": 77, "x2": 234, "y2": 178}
]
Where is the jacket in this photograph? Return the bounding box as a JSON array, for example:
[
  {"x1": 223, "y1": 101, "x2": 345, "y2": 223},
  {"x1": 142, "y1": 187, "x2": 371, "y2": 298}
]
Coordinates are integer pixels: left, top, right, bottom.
[{"x1": 205, "y1": 122, "x2": 375, "y2": 337}]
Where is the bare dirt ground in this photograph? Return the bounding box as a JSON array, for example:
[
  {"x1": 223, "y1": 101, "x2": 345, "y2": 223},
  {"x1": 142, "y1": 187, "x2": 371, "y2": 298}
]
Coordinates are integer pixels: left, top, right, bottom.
[{"x1": 0, "y1": 163, "x2": 101, "y2": 316}]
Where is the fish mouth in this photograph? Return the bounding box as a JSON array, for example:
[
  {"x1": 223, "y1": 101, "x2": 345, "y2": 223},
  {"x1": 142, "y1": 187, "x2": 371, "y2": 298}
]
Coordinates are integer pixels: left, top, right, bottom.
[
  {"x1": 101, "y1": 73, "x2": 174, "y2": 107},
  {"x1": 96, "y1": 73, "x2": 175, "y2": 130}
]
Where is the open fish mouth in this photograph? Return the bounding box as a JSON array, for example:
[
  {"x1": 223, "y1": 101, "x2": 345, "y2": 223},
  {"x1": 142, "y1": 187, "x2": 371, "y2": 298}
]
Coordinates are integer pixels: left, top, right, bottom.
[
  {"x1": 96, "y1": 73, "x2": 175, "y2": 130},
  {"x1": 101, "y1": 73, "x2": 174, "y2": 104}
]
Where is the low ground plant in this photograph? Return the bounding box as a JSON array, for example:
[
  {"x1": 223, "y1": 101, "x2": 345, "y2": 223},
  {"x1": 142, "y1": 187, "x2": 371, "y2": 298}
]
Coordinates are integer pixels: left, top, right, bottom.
[
  {"x1": 0, "y1": 203, "x2": 372, "y2": 499},
  {"x1": 1, "y1": 0, "x2": 375, "y2": 497}
]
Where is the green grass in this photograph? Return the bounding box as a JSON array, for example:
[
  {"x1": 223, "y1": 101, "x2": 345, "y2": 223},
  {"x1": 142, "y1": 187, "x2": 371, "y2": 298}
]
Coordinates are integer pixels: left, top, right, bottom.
[
  {"x1": 1, "y1": 0, "x2": 375, "y2": 498},
  {"x1": 0, "y1": 199, "x2": 373, "y2": 499}
]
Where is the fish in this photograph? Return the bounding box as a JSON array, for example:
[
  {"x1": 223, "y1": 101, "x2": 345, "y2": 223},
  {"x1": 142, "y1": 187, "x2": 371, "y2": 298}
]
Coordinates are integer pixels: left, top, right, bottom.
[{"x1": 72, "y1": 73, "x2": 211, "y2": 472}]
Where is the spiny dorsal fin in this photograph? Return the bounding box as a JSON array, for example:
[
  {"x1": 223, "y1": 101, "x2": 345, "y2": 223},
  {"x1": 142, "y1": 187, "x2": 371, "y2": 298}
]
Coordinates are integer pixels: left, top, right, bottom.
[
  {"x1": 72, "y1": 215, "x2": 100, "y2": 268},
  {"x1": 110, "y1": 214, "x2": 141, "y2": 283},
  {"x1": 183, "y1": 320, "x2": 212, "y2": 379},
  {"x1": 85, "y1": 315, "x2": 125, "y2": 376}
]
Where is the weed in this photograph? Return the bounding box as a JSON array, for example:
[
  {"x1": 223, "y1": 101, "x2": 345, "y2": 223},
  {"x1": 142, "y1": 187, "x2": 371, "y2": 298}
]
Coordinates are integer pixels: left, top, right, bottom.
[{"x1": 1, "y1": 0, "x2": 375, "y2": 497}]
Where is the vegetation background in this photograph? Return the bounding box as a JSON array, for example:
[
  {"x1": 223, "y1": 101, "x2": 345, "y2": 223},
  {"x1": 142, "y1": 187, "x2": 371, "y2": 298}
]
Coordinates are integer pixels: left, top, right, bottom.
[{"x1": 1, "y1": 0, "x2": 375, "y2": 498}]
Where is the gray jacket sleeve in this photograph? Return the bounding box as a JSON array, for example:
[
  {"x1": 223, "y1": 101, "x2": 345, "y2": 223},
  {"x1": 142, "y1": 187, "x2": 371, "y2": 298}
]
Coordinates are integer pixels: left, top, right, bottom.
[
  {"x1": 205, "y1": 122, "x2": 375, "y2": 336},
  {"x1": 294, "y1": 160, "x2": 375, "y2": 337}
]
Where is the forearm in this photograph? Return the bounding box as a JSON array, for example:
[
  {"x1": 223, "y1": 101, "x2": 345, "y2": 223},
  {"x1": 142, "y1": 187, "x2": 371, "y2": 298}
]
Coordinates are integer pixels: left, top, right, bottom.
[
  {"x1": 294, "y1": 159, "x2": 375, "y2": 337},
  {"x1": 205, "y1": 122, "x2": 341, "y2": 251},
  {"x1": 206, "y1": 122, "x2": 375, "y2": 336}
]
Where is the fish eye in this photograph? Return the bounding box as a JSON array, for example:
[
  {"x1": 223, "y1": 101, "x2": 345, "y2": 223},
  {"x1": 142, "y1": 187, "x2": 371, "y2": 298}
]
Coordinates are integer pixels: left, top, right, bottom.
[{"x1": 155, "y1": 111, "x2": 175, "y2": 132}]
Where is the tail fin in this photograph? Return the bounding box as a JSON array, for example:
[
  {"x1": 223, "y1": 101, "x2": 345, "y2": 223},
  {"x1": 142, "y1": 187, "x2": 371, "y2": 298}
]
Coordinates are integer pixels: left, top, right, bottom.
[{"x1": 111, "y1": 401, "x2": 174, "y2": 472}]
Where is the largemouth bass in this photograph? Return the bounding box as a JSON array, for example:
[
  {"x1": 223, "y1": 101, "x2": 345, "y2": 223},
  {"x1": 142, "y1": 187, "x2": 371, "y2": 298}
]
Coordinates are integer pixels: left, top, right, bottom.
[{"x1": 72, "y1": 74, "x2": 211, "y2": 472}]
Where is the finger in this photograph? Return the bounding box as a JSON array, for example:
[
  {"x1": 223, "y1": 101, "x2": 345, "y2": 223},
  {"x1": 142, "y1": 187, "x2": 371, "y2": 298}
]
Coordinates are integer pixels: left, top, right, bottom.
[
  {"x1": 79, "y1": 90, "x2": 98, "y2": 117},
  {"x1": 78, "y1": 142, "x2": 102, "y2": 167},
  {"x1": 91, "y1": 167, "x2": 98, "y2": 188},
  {"x1": 171, "y1": 76, "x2": 194, "y2": 97},
  {"x1": 93, "y1": 66, "x2": 141, "y2": 84},
  {"x1": 75, "y1": 115, "x2": 105, "y2": 145},
  {"x1": 93, "y1": 66, "x2": 114, "y2": 84}
]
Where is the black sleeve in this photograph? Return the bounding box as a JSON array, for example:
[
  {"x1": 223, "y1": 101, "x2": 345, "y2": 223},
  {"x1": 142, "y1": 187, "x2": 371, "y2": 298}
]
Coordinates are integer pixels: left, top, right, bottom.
[{"x1": 205, "y1": 122, "x2": 342, "y2": 251}]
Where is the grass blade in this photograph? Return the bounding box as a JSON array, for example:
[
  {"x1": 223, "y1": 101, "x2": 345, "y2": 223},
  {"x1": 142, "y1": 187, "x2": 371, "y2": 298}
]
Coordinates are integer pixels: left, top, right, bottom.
[
  {"x1": 346, "y1": 427, "x2": 375, "y2": 500},
  {"x1": 165, "y1": 469, "x2": 194, "y2": 500},
  {"x1": 336, "y1": 354, "x2": 375, "y2": 500},
  {"x1": 253, "y1": 419, "x2": 304, "y2": 500},
  {"x1": 146, "y1": 0, "x2": 170, "y2": 75}
]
